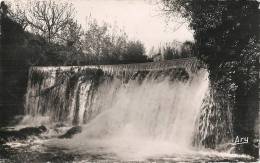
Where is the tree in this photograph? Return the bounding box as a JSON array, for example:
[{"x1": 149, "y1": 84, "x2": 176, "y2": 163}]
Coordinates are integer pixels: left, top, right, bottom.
[
  {"x1": 24, "y1": 0, "x2": 75, "y2": 43},
  {"x1": 163, "y1": 45, "x2": 174, "y2": 60},
  {"x1": 162, "y1": 0, "x2": 259, "y2": 83},
  {"x1": 123, "y1": 40, "x2": 147, "y2": 63},
  {"x1": 5, "y1": 1, "x2": 149, "y2": 66},
  {"x1": 82, "y1": 18, "x2": 148, "y2": 64},
  {"x1": 0, "y1": 1, "x2": 8, "y2": 16},
  {"x1": 60, "y1": 19, "x2": 83, "y2": 47},
  {"x1": 162, "y1": 0, "x2": 259, "y2": 157},
  {"x1": 179, "y1": 41, "x2": 194, "y2": 58},
  {"x1": 150, "y1": 42, "x2": 192, "y2": 61},
  {"x1": 82, "y1": 19, "x2": 114, "y2": 63},
  {"x1": 6, "y1": 1, "x2": 28, "y2": 30}
]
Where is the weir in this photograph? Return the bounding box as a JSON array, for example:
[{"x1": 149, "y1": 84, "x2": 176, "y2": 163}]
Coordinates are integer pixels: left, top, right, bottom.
[
  {"x1": 25, "y1": 57, "x2": 201, "y2": 122},
  {"x1": 22, "y1": 57, "x2": 235, "y2": 160},
  {"x1": 31, "y1": 57, "x2": 201, "y2": 75}
]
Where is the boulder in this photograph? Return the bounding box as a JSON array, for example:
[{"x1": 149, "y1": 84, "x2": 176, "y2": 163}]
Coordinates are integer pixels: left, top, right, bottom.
[{"x1": 58, "y1": 126, "x2": 82, "y2": 139}]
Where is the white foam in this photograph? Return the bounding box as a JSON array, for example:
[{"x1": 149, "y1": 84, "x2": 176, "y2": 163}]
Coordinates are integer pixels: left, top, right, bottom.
[{"x1": 46, "y1": 70, "x2": 210, "y2": 161}]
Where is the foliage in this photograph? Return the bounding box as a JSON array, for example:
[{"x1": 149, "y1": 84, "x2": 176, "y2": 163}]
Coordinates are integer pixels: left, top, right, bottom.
[
  {"x1": 150, "y1": 41, "x2": 195, "y2": 61},
  {"x1": 123, "y1": 40, "x2": 147, "y2": 63},
  {"x1": 3, "y1": 0, "x2": 149, "y2": 66},
  {"x1": 82, "y1": 18, "x2": 147, "y2": 64},
  {"x1": 162, "y1": 0, "x2": 259, "y2": 94},
  {"x1": 162, "y1": 0, "x2": 259, "y2": 156}
]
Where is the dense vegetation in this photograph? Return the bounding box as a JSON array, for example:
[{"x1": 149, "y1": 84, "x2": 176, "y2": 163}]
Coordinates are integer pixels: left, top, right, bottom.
[
  {"x1": 4, "y1": 0, "x2": 149, "y2": 65},
  {"x1": 0, "y1": 0, "x2": 149, "y2": 125},
  {"x1": 163, "y1": 0, "x2": 259, "y2": 157},
  {"x1": 150, "y1": 41, "x2": 195, "y2": 61}
]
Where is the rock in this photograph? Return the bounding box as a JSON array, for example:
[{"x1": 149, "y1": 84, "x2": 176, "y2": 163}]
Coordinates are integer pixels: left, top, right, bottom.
[
  {"x1": 0, "y1": 125, "x2": 47, "y2": 143},
  {"x1": 19, "y1": 125, "x2": 47, "y2": 136},
  {"x1": 58, "y1": 126, "x2": 82, "y2": 139}
]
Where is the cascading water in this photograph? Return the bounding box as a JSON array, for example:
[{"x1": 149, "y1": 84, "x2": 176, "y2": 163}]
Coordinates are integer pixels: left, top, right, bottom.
[
  {"x1": 53, "y1": 68, "x2": 209, "y2": 160},
  {"x1": 14, "y1": 64, "x2": 252, "y2": 161}
]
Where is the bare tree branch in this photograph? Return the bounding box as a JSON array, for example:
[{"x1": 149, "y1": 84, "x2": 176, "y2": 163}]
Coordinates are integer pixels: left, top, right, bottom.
[{"x1": 24, "y1": 0, "x2": 75, "y2": 43}]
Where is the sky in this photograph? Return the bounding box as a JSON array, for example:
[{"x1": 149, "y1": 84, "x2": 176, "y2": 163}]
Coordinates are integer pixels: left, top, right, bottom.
[
  {"x1": 8, "y1": 0, "x2": 194, "y2": 51},
  {"x1": 71, "y1": 0, "x2": 194, "y2": 50}
]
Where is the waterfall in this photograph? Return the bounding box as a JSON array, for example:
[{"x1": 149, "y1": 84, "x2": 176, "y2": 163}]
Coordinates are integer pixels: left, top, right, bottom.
[
  {"x1": 194, "y1": 87, "x2": 234, "y2": 149},
  {"x1": 21, "y1": 64, "x2": 236, "y2": 160}
]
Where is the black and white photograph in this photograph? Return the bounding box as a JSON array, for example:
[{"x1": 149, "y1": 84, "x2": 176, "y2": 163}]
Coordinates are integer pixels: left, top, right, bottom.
[{"x1": 0, "y1": 0, "x2": 259, "y2": 162}]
